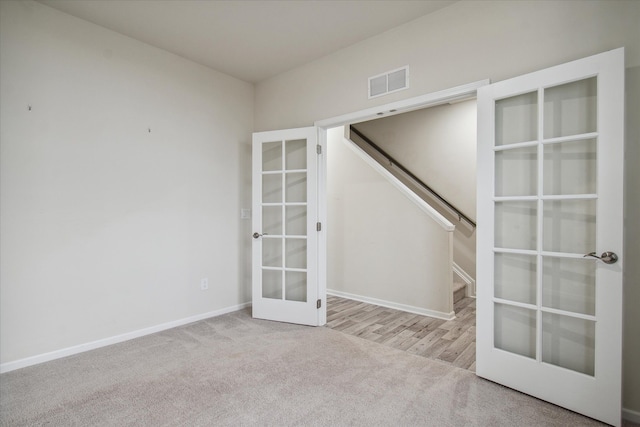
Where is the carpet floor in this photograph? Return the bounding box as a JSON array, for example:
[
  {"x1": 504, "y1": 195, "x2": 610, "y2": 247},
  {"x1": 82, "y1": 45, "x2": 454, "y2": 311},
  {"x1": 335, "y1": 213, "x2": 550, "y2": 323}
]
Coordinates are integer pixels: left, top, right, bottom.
[{"x1": 0, "y1": 308, "x2": 613, "y2": 426}]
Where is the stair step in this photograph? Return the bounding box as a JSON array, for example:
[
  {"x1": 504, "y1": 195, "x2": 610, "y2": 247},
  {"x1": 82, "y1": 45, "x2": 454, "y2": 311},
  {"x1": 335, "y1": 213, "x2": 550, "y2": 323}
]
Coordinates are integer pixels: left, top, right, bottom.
[
  {"x1": 453, "y1": 281, "x2": 466, "y2": 293},
  {"x1": 453, "y1": 280, "x2": 466, "y2": 304}
]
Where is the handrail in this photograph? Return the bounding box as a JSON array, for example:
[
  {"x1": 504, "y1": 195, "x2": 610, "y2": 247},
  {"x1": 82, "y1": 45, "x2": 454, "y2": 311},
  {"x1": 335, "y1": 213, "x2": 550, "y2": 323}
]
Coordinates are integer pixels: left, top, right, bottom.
[
  {"x1": 349, "y1": 126, "x2": 476, "y2": 229},
  {"x1": 342, "y1": 135, "x2": 455, "y2": 232}
]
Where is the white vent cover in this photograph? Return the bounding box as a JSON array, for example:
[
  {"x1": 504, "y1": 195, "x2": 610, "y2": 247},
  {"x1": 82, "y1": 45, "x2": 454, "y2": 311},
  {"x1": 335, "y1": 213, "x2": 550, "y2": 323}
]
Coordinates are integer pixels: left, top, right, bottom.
[{"x1": 368, "y1": 66, "x2": 409, "y2": 99}]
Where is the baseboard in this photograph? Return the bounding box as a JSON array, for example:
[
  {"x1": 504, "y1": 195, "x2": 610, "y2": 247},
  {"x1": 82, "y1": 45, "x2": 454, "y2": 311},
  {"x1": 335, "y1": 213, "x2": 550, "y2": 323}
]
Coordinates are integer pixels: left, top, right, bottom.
[
  {"x1": 0, "y1": 302, "x2": 252, "y2": 374},
  {"x1": 453, "y1": 262, "x2": 476, "y2": 298},
  {"x1": 623, "y1": 407, "x2": 640, "y2": 423},
  {"x1": 327, "y1": 289, "x2": 455, "y2": 321}
]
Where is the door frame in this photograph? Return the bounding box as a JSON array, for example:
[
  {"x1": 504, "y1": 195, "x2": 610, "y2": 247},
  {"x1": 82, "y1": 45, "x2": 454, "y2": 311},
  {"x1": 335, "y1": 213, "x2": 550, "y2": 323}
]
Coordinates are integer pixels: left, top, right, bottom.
[
  {"x1": 313, "y1": 79, "x2": 489, "y2": 327},
  {"x1": 314, "y1": 79, "x2": 490, "y2": 130}
]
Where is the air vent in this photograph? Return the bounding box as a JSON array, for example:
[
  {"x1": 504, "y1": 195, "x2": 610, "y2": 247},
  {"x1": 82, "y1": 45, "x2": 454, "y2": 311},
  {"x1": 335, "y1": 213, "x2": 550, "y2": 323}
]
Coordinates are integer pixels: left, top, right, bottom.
[{"x1": 368, "y1": 66, "x2": 409, "y2": 99}]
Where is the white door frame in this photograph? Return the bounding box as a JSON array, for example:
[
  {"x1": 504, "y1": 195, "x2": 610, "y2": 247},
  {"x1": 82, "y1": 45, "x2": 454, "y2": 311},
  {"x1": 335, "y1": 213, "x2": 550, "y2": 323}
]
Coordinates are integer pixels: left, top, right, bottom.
[
  {"x1": 313, "y1": 79, "x2": 489, "y2": 327},
  {"x1": 314, "y1": 79, "x2": 490, "y2": 130}
]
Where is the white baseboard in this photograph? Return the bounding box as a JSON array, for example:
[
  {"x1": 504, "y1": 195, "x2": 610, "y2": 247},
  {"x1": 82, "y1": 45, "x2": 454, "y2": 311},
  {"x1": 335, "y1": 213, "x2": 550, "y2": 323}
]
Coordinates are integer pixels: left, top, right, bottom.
[
  {"x1": 0, "y1": 302, "x2": 251, "y2": 374},
  {"x1": 453, "y1": 262, "x2": 476, "y2": 298},
  {"x1": 327, "y1": 289, "x2": 455, "y2": 321},
  {"x1": 623, "y1": 407, "x2": 640, "y2": 423}
]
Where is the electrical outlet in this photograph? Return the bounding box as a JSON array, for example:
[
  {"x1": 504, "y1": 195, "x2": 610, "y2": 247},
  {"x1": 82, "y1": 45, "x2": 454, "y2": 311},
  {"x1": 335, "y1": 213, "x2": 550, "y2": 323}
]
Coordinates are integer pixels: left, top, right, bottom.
[
  {"x1": 200, "y1": 278, "x2": 209, "y2": 291},
  {"x1": 240, "y1": 208, "x2": 251, "y2": 219}
]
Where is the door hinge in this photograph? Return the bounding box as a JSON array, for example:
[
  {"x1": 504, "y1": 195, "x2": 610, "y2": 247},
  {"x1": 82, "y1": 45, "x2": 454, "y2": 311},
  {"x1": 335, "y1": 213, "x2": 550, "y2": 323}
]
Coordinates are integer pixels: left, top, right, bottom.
[
  {"x1": 316, "y1": 144, "x2": 322, "y2": 155},
  {"x1": 317, "y1": 299, "x2": 322, "y2": 309},
  {"x1": 316, "y1": 222, "x2": 322, "y2": 231}
]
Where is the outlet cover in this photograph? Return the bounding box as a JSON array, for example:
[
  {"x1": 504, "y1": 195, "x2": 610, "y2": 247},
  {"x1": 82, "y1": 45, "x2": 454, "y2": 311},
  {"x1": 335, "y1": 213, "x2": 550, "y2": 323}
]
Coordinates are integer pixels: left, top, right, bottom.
[{"x1": 200, "y1": 278, "x2": 209, "y2": 291}]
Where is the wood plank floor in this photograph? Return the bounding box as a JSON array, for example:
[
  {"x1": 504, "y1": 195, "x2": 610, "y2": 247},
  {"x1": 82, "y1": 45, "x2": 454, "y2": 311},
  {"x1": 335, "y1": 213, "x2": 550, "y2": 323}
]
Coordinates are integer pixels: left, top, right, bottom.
[{"x1": 326, "y1": 295, "x2": 476, "y2": 371}]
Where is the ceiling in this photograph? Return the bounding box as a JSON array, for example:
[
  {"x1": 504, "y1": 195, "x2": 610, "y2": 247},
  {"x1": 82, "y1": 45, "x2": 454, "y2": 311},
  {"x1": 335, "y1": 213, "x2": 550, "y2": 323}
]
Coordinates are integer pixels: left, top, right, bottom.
[{"x1": 37, "y1": 0, "x2": 457, "y2": 83}]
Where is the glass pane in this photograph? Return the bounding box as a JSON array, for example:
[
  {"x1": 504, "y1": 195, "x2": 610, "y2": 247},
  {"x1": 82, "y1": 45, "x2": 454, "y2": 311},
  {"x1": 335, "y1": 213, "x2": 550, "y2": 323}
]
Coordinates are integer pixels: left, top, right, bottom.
[
  {"x1": 285, "y1": 239, "x2": 307, "y2": 269},
  {"x1": 543, "y1": 200, "x2": 596, "y2": 254},
  {"x1": 285, "y1": 271, "x2": 307, "y2": 302},
  {"x1": 262, "y1": 269, "x2": 282, "y2": 300},
  {"x1": 285, "y1": 139, "x2": 306, "y2": 170},
  {"x1": 262, "y1": 141, "x2": 282, "y2": 171},
  {"x1": 285, "y1": 172, "x2": 307, "y2": 203},
  {"x1": 543, "y1": 139, "x2": 596, "y2": 195},
  {"x1": 495, "y1": 91, "x2": 538, "y2": 146},
  {"x1": 544, "y1": 77, "x2": 597, "y2": 139},
  {"x1": 495, "y1": 146, "x2": 537, "y2": 197},
  {"x1": 495, "y1": 201, "x2": 537, "y2": 250},
  {"x1": 494, "y1": 303, "x2": 536, "y2": 359},
  {"x1": 262, "y1": 174, "x2": 282, "y2": 203},
  {"x1": 495, "y1": 253, "x2": 536, "y2": 304},
  {"x1": 262, "y1": 206, "x2": 282, "y2": 236},
  {"x1": 542, "y1": 257, "x2": 595, "y2": 315},
  {"x1": 286, "y1": 206, "x2": 306, "y2": 236},
  {"x1": 542, "y1": 313, "x2": 595, "y2": 376},
  {"x1": 262, "y1": 238, "x2": 282, "y2": 267}
]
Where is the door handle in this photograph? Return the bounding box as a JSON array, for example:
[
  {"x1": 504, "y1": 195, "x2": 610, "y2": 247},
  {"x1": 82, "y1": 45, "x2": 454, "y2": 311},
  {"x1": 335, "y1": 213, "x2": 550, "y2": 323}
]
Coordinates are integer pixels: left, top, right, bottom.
[
  {"x1": 583, "y1": 251, "x2": 618, "y2": 264},
  {"x1": 252, "y1": 232, "x2": 268, "y2": 239}
]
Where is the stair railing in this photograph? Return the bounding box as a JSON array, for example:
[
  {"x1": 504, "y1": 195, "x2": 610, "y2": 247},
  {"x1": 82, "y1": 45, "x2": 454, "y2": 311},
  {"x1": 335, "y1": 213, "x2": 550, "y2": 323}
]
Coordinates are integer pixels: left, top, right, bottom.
[{"x1": 350, "y1": 125, "x2": 476, "y2": 229}]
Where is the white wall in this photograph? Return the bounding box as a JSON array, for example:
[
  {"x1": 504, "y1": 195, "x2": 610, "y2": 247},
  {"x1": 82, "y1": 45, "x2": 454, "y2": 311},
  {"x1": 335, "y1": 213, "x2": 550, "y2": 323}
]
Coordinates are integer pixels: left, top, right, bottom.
[
  {"x1": 353, "y1": 100, "x2": 477, "y2": 279},
  {"x1": 327, "y1": 127, "x2": 453, "y2": 317},
  {"x1": 254, "y1": 0, "x2": 640, "y2": 415},
  {"x1": 0, "y1": 1, "x2": 253, "y2": 365}
]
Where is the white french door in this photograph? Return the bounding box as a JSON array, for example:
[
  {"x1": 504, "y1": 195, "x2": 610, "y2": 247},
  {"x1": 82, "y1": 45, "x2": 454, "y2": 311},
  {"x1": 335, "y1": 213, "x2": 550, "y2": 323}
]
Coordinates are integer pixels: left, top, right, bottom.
[
  {"x1": 477, "y1": 48, "x2": 624, "y2": 426},
  {"x1": 252, "y1": 126, "x2": 324, "y2": 326}
]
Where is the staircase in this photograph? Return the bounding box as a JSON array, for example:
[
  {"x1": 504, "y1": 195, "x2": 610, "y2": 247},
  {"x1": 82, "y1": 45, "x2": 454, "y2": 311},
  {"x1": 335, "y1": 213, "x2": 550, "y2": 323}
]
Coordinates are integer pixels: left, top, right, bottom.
[{"x1": 347, "y1": 125, "x2": 475, "y2": 310}]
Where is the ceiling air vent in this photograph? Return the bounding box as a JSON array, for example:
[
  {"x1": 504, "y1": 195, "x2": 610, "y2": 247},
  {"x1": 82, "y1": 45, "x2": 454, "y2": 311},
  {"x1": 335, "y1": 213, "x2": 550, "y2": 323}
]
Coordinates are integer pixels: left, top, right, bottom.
[{"x1": 368, "y1": 66, "x2": 409, "y2": 99}]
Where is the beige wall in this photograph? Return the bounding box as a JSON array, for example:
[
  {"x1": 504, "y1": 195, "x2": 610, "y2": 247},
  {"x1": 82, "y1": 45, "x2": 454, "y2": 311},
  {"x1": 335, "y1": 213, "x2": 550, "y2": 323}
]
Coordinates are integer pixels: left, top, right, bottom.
[
  {"x1": 353, "y1": 100, "x2": 477, "y2": 279},
  {"x1": 255, "y1": 0, "x2": 640, "y2": 414},
  {"x1": 327, "y1": 127, "x2": 453, "y2": 316},
  {"x1": 0, "y1": 1, "x2": 253, "y2": 364},
  {"x1": 255, "y1": 1, "x2": 639, "y2": 131}
]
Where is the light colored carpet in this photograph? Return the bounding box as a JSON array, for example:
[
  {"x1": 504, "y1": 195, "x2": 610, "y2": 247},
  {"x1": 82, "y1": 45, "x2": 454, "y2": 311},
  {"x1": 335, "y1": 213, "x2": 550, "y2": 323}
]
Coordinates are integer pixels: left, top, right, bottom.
[{"x1": 0, "y1": 308, "x2": 609, "y2": 426}]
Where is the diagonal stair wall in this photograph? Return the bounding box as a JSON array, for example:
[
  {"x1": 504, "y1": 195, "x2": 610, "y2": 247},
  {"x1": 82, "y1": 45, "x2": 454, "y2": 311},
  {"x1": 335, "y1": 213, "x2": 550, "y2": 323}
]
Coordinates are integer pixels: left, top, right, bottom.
[
  {"x1": 327, "y1": 126, "x2": 455, "y2": 319},
  {"x1": 350, "y1": 100, "x2": 477, "y2": 292}
]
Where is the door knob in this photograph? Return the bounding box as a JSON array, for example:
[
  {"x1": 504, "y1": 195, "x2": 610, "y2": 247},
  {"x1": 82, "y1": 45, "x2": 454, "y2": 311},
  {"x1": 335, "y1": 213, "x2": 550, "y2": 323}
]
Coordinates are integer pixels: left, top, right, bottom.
[
  {"x1": 253, "y1": 232, "x2": 268, "y2": 239},
  {"x1": 583, "y1": 251, "x2": 618, "y2": 264}
]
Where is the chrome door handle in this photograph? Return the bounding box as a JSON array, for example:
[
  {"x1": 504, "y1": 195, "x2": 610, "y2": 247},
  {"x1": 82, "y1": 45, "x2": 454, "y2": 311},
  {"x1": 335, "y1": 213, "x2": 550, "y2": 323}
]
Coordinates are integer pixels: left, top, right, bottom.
[
  {"x1": 583, "y1": 251, "x2": 618, "y2": 264},
  {"x1": 252, "y1": 232, "x2": 268, "y2": 239}
]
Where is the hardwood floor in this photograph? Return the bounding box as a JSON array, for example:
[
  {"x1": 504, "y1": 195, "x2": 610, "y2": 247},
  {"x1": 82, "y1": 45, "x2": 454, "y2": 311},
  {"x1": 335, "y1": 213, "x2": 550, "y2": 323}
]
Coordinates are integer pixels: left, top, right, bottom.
[{"x1": 326, "y1": 295, "x2": 477, "y2": 371}]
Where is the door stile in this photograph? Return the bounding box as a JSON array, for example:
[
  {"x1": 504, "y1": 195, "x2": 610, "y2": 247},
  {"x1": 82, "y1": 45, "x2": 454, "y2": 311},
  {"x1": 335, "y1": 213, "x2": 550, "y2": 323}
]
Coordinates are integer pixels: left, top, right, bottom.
[
  {"x1": 316, "y1": 127, "x2": 328, "y2": 326},
  {"x1": 305, "y1": 128, "x2": 319, "y2": 324},
  {"x1": 535, "y1": 87, "x2": 544, "y2": 364}
]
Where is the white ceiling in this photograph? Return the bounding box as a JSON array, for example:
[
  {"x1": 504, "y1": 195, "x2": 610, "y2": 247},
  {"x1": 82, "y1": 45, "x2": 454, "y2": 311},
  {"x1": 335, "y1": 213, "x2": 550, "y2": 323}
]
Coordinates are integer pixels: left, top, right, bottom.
[{"x1": 37, "y1": 0, "x2": 457, "y2": 83}]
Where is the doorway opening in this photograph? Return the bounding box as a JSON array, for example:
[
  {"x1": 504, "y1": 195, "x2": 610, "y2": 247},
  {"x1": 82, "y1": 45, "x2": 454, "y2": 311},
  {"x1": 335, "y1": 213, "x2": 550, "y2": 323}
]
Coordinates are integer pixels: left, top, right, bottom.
[{"x1": 316, "y1": 80, "x2": 486, "y2": 369}]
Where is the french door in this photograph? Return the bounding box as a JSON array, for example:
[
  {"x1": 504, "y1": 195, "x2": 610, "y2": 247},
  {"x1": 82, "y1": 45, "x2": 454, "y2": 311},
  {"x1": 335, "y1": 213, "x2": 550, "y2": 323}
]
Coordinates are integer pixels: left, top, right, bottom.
[
  {"x1": 477, "y1": 48, "x2": 624, "y2": 426},
  {"x1": 251, "y1": 127, "x2": 324, "y2": 326}
]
